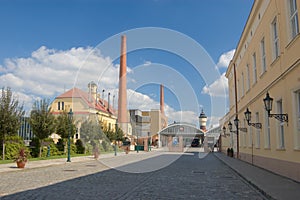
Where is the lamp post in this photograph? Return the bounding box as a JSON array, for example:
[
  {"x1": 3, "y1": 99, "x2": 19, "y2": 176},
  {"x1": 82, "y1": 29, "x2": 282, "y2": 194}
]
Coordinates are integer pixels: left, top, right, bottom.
[
  {"x1": 244, "y1": 108, "x2": 262, "y2": 129},
  {"x1": 234, "y1": 117, "x2": 240, "y2": 159},
  {"x1": 227, "y1": 119, "x2": 240, "y2": 158},
  {"x1": 67, "y1": 109, "x2": 73, "y2": 162},
  {"x1": 263, "y1": 92, "x2": 288, "y2": 123}
]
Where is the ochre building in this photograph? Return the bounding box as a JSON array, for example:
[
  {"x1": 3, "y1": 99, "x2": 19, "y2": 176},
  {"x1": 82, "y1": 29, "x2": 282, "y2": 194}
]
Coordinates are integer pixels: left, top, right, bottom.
[{"x1": 221, "y1": 0, "x2": 300, "y2": 182}]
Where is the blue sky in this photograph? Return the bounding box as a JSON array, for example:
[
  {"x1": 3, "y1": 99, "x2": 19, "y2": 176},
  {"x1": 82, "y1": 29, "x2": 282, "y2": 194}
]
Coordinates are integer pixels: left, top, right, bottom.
[{"x1": 0, "y1": 0, "x2": 254, "y2": 127}]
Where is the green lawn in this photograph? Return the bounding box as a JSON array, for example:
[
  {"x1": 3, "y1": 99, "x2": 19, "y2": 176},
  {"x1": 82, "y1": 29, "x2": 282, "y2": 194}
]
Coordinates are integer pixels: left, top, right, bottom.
[{"x1": 0, "y1": 149, "x2": 124, "y2": 165}]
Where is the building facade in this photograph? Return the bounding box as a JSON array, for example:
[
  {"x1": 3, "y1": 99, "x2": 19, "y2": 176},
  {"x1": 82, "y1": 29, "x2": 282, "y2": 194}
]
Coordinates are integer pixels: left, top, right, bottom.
[
  {"x1": 221, "y1": 0, "x2": 300, "y2": 182},
  {"x1": 50, "y1": 82, "x2": 118, "y2": 142},
  {"x1": 129, "y1": 109, "x2": 167, "y2": 146}
]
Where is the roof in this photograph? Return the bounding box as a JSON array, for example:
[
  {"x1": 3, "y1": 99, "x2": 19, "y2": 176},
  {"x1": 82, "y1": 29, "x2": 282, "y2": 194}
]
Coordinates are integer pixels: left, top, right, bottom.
[
  {"x1": 199, "y1": 110, "x2": 207, "y2": 118},
  {"x1": 56, "y1": 87, "x2": 116, "y2": 115},
  {"x1": 158, "y1": 122, "x2": 205, "y2": 136}
]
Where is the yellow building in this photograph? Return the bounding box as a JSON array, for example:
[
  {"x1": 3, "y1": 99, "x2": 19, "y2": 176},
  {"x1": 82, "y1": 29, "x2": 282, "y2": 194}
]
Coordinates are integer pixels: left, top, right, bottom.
[
  {"x1": 50, "y1": 82, "x2": 117, "y2": 141},
  {"x1": 221, "y1": 0, "x2": 300, "y2": 182}
]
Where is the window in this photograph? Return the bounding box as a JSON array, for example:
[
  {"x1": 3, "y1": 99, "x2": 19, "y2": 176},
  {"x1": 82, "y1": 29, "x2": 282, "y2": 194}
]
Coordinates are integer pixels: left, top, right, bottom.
[
  {"x1": 255, "y1": 112, "x2": 260, "y2": 148},
  {"x1": 294, "y1": 90, "x2": 300, "y2": 148},
  {"x1": 62, "y1": 102, "x2": 65, "y2": 110},
  {"x1": 252, "y1": 53, "x2": 257, "y2": 84},
  {"x1": 246, "y1": 64, "x2": 250, "y2": 91},
  {"x1": 241, "y1": 72, "x2": 245, "y2": 97},
  {"x1": 58, "y1": 102, "x2": 60, "y2": 110},
  {"x1": 271, "y1": 17, "x2": 280, "y2": 59},
  {"x1": 277, "y1": 100, "x2": 285, "y2": 149},
  {"x1": 248, "y1": 126, "x2": 253, "y2": 148},
  {"x1": 261, "y1": 38, "x2": 266, "y2": 74},
  {"x1": 264, "y1": 111, "x2": 271, "y2": 148},
  {"x1": 289, "y1": 0, "x2": 299, "y2": 39}
]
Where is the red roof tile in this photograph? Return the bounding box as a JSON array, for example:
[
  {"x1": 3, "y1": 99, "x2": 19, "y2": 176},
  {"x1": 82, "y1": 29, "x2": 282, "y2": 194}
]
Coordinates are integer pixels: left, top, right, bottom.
[{"x1": 56, "y1": 87, "x2": 116, "y2": 115}]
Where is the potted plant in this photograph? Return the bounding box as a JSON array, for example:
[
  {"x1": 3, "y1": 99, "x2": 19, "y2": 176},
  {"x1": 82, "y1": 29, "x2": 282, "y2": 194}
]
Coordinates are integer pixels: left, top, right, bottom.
[{"x1": 14, "y1": 148, "x2": 28, "y2": 168}]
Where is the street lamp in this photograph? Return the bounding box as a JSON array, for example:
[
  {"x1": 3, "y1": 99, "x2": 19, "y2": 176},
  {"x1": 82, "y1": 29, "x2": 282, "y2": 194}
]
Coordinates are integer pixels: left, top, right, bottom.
[
  {"x1": 263, "y1": 92, "x2": 288, "y2": 123},
  {"x1": 228, "y1": 121, "x2": 233, "y2": 132},
  {"x1": 67, "y1": 108, "x2": 73, "y2": 162},
  {"x1": 234, "y1": 117, "x2": 239, "y2": 159},
  {"x1": 222, "y1": 126, "x2": 226, "y2": 136},
  {"x1": 244, "y1": 108, "x2": 262, "y2": 129}
]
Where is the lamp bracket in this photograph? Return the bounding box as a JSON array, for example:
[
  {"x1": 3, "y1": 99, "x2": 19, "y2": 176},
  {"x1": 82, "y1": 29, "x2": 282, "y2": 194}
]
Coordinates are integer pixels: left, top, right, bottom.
[
  {"x1": 269, "y1": 114, "x2": 288, "y2": 123},
  {"x1": 248, "y1": 122, "x2": 262, "y2": 129},
  {"x1": 239, "y1": 128, "x2": 248, "y2": 132}
]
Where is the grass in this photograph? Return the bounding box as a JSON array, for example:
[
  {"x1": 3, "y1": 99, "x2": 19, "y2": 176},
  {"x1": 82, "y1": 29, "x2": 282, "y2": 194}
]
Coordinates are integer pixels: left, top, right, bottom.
[
  {"x1": 0, "y1": 153, "x2": 89, "y2": 164},
  {"x1": 0, "y1": 149, "x2": 124, "y2": 165}
]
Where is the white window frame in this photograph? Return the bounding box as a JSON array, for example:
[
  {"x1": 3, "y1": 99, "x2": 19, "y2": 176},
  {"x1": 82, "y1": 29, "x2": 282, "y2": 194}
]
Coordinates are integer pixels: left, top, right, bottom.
[
  {"x1": 271, "y1": 17, "x2": 280, "y2": 60},
  {"x1": 293, "y1": 89, "x2": 300, "y2": 149},
  {"x1": 260, "y1": 37, "x2": 266, "y2": 74},
  {"x1": 246, "y1": 64, "x2": 250, "y2": 91},
  {"x1": 288, "y1": 0, "x2": 299, "y2": 40},
  {"x1": 264, "y1": 110, "x2": 271, "y2": 149},
  {"x1": 277, "y1": 100, "x2": 285, "y2": 149},
  {"x1": 255, "y1": 112, "x2": 260, "y2": 148},
  {"x1": 241, "y1": 72, "x2": 244, "y2": 97},
  {"x1": 248, "y1": 126, "x2": 253, "y2": 148},
  {"x1": 252, "y1": 53, "x2": 257, "y2": 84}
]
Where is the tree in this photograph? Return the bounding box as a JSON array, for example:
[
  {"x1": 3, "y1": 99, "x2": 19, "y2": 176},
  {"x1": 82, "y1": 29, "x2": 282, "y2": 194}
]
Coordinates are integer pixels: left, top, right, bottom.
[
  {"x1": 29, "y1": 99, "x2": 56, "y2": 157},
  {"x1": 55, "y1": 111, "x2": 76, "y2": 153},
  {"x1": 80, "y1": 119, "x2": 102, "y2": 147},
  {"x1": 0, "y1": 87, "x2": 25, "y2": 160},
  {"x1": 56, "y1": 111, "x2": 76, "y2": 139}
]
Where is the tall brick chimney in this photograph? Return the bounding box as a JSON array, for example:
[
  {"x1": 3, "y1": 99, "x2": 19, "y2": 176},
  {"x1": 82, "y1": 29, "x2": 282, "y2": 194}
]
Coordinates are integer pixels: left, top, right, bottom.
[
  {"x1": 160, "y1": 84, "x2": 165, "y2": 115},
  {"x1": 118, "y1": 35, "x2": 128, "y2": 133}
]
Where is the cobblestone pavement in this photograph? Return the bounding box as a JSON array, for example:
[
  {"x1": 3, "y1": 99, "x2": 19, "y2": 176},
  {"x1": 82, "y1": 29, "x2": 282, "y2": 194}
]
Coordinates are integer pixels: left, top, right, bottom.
[{"x1": 0, "y1": 152, "x2": 268, "y2": 200}]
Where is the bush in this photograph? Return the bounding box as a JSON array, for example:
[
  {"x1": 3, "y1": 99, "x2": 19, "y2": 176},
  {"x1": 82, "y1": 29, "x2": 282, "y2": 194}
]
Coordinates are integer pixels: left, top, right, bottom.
[
  {"x1": 75, "y1": 139, "x2": 85, "y2": 154},
  {"x1": 29, "y1": 137, "x2": 40, "y2": 158},
  {"x1": 4, "y1": 135, "x2": 27, "y2": 160},
  {"x1": 41, "y1": 142, "x2": 61, "y2": 157},
  {"x1": 56, "y1": 139, "x2": 65, "y2": 152}
]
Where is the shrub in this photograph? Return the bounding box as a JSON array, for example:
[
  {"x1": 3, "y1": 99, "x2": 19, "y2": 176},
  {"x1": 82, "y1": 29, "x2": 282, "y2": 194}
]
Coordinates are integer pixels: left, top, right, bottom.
[
  {"x1": 75, "y1": 139, "x2": 85, "y2": 154},
  {"x1": 4, "y1": 135, "x2": 27, "y2": 160}
]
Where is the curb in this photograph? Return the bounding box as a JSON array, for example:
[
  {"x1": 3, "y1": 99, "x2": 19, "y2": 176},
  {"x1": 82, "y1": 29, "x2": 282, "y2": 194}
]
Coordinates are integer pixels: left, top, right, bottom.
[{"x1": 213, "y1": 153, "x2": 274, "y2": 200}]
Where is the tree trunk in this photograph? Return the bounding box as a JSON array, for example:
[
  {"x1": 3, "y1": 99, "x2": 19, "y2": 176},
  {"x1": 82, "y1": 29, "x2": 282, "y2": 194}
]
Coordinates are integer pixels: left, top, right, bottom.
[
  {"x1": 39, "y1": 139, "x2": 42, "y2": 157},
  {"x1": 2, "y1": 140, "x2": 5, "y2": 160}
]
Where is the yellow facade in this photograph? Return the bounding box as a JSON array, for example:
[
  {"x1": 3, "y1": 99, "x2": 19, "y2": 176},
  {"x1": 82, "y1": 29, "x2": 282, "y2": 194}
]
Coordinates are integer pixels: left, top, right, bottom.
[
  {"x1": 50, "y1": 86, "x2": 117, "y2": 141},
  {"x1": 221, "y1": 0, "x2": 300, "y2": 182}
]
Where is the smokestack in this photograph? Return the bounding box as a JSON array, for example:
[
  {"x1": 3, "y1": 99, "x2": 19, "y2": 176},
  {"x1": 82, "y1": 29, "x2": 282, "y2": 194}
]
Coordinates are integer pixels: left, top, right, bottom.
[
  {"x1": 118, "y1": 35, "x2": 128, "y2": 132},
  {"x1": 160, "y1": 84, "x2": 165, "y2": 115}
]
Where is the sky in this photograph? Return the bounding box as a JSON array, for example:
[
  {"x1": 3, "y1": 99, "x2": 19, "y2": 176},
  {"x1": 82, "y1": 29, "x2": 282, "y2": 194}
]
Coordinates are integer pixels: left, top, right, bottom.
[{"x1": 0, "y1": 0, "x2": 254, "y2": 127}]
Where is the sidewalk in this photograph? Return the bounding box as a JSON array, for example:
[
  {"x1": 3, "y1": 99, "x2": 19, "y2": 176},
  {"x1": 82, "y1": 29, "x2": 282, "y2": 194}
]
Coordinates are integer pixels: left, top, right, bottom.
[
  {"x1": 0, "y1": 151, "x2": 128, "y2": 173},
  {"x1": 0, "y1": 148, "x2": 162, "y2": 173},
  {"x1": 214, "y1": 152, "x2": 300, "y2": 200}
]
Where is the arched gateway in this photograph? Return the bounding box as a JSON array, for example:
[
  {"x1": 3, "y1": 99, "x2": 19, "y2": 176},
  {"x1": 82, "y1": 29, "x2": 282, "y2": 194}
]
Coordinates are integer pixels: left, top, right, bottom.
[{"x1": 158, "y1": 122, "x2": 205, "y2": 152}]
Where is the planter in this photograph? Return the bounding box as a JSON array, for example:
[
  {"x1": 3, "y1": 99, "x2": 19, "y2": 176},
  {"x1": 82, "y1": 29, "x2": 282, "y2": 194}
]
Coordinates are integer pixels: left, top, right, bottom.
[{"x1": 17, "y1": 161, "x2": 26, "y2": 168}]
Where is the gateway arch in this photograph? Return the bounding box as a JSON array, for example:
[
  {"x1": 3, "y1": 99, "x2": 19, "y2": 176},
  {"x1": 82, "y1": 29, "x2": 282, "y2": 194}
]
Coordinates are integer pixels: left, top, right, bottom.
[{"x1": 158, "y1": 122, "x2": 205, "y2": 152}]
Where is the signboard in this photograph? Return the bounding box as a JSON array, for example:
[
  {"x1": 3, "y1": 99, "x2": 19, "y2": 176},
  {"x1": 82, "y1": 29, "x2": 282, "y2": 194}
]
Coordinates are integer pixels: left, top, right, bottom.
[{"x1": 173, "y1": 137, "x2": 178, "y2": 145}]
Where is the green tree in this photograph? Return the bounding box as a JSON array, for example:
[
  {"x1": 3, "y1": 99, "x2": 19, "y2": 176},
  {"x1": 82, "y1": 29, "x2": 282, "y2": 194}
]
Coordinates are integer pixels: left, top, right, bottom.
[
  {"x1": 0, "y1": 87, "x2": 25, "y2": 160},
  {"x1": 55, "y1": 111, "x2": 76, "y2": 153},
  {"x1": 29, "y1": 99, "x2": 56, "y2": 157},
  {"x1": 80, "y1": 119, "x2": 102, "y2": 152},
  {"x1": 55, "y1": 111, "x2": 70, "y2": 139}
]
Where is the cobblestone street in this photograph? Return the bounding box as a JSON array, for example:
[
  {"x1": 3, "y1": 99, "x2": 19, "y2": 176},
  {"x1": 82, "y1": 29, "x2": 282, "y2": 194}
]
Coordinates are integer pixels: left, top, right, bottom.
[{"x1": 0, "y1": 152, "x2": 268, "y2": 200}]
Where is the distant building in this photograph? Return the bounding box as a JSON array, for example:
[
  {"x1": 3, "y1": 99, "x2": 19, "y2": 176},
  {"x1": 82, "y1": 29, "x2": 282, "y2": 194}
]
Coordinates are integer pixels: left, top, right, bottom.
[
  {"x1": 18, "y1": 117, "x2": 34, "y2": 145},
  {"x1": 129, "y1": 109, "x2": 167, "y2": 146},
  {"x1": 50, "y1": 82, "x2": 117, "y2": 142},
  {"x1": 221, "y1": 0, "x2": 300, "y2": 182}
]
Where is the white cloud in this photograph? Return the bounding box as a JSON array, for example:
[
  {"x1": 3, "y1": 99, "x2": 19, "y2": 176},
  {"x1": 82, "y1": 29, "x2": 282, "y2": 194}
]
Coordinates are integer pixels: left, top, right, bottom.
[
  {"x1": 202, "y1": 73, "x2": 228, "y2": 97},
  {"x1": 0, "y1": 46, "x2": 119, "y2": 111},
  {"x1": 0, "y1": 45, "x2": 209, "y2": 128},
  {"x1": 217, "y1": 49, "x2": 235, "y2": 68}
]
